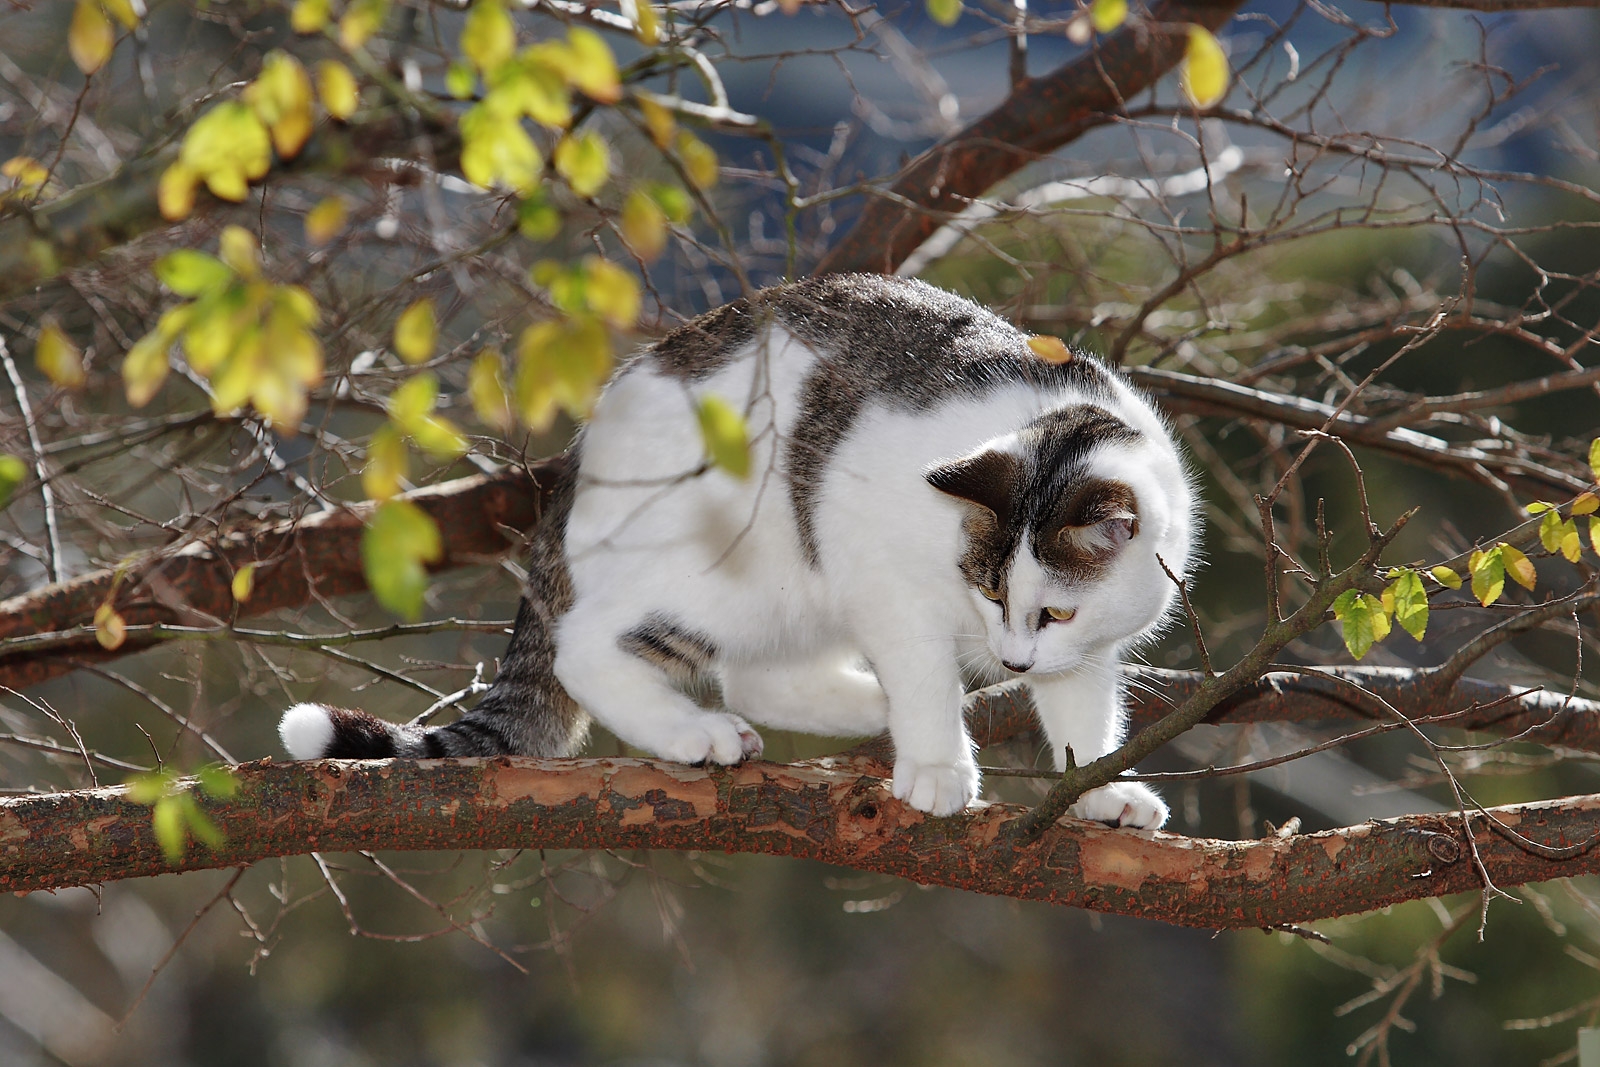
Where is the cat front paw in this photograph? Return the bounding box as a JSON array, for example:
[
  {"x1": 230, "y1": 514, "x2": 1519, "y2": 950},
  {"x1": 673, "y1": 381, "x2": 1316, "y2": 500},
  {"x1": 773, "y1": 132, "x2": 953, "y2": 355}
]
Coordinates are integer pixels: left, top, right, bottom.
[
  {"x1": 1071, "y1": 781, "x2": 1169, "y2": 830},
  {"x1": 661, "y1": 713, "x2": 764, "y2": 766},
  {"x1": 891, "y1": 758, "x2": 980, "y2": 817}
]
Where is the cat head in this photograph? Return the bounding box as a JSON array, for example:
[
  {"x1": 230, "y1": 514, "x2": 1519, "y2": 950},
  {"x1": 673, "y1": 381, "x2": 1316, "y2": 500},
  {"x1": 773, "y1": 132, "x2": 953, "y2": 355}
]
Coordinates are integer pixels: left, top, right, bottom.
[{"x1": 926, "y1": 405, "x2": 1186, "y2": 675}]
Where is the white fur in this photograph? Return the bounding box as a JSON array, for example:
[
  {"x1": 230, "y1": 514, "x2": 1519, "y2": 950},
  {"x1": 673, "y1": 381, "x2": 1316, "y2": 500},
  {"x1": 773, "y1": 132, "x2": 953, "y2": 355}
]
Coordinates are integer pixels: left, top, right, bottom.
[
  {"x1": 556, "y1": 327, "x2": 1195, "y2": 824},
  {"x1": 279, "y1": 703, "x2": 335, "y2": 761}
]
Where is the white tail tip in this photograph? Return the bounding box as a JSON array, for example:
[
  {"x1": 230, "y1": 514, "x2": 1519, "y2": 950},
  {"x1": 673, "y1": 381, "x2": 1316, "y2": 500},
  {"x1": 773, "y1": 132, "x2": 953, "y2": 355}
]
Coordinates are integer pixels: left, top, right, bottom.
[{"x1": 279, "y1": 703, "x2": 335, "y2": 760}]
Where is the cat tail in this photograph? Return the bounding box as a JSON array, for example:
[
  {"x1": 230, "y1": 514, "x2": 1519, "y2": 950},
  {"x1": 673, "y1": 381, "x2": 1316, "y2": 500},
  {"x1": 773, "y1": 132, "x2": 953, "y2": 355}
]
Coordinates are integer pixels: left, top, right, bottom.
[{"x1": 277, "y1": 458, "x2": 590, "y2": 761}]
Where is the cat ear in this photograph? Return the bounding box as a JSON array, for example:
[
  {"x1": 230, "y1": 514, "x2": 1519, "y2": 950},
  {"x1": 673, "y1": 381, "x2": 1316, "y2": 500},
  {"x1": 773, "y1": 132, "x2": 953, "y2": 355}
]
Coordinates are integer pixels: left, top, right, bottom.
[
  {"x1": 926, "y1": 448, "x2": 1017, "y2": 520},
  {"x1": 1056, "y1": 481, "x2": 1140, "y2": 555}
]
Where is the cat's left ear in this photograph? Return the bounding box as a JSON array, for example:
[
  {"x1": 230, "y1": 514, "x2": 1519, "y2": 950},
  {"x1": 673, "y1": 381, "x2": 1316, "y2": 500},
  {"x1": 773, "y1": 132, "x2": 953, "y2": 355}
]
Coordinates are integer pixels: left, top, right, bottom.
[{"x1": 926, "y1": 448, "x2": 1017, "y2": 521}]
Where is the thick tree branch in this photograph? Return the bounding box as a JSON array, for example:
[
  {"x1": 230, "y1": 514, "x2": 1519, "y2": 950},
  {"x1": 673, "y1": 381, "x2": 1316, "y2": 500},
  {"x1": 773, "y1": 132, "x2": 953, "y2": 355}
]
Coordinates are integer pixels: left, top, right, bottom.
[
  {"x1": 4, "y1": 754, "x2": 1598, "y2": 928},
  {"x1": 0, "y1": 459, "x2": 567, "y2": 690},
  {"x1": 815, "y1": 0, "x2": 1245, "y2": 276}
]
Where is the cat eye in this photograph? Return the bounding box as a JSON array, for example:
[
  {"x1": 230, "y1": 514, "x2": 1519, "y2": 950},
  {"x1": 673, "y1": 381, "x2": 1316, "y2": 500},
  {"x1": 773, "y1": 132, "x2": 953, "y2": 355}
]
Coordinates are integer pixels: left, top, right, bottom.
[
  {"x1": 978, "y1": 586, "x2": 1003, "y2": 602},
  {"x1": 1043, "y1": 606, "x2": 1076, "y2": 623}
]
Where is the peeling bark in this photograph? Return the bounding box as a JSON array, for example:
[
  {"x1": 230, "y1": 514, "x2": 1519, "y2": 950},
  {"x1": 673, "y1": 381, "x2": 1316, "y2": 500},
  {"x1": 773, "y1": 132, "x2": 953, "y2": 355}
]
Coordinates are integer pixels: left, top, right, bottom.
[{"x1": 3, "y1": 754, "x2": 1595, "y2": 928}]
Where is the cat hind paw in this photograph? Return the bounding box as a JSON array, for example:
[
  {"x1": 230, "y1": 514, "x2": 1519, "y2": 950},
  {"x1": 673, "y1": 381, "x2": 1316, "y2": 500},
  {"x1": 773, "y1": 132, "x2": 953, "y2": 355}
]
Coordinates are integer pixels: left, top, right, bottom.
[
  {"x1": 891, "y1": 759, "x2": 980, "y2": 817},
  {"x1": 1071, "y1": 781, "x2": 1169, "y2": 830}
]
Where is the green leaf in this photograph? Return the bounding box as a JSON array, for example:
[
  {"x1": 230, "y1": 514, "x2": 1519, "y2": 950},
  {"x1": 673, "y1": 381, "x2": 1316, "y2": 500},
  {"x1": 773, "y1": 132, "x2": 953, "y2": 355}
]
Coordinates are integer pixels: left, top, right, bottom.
[
  {"x1": 446, "y1": 61, "x2": 476, "y2": 99},
  {"x1": 35, "y1": 322, "x2": 85, "y2": 388},
  {"x1": 387, "y1": 371, "x2": 439, "y2": 429},
  {"x1": 151, "y1": 796, "x2": 187, "y2": 861},
  {"x1": 517, "y1": 191, "x2": 561, "y2": 240},
  {"x1": 1429, "y1": 564, "x2": 1462, "y2": 590},
  {"x1": 362, "y1": 499, "x2": 443, "y2": 620},
  {"x1": 648, "y1": 182, "x2": 693, "y2": 224},
  {"x1": 1469, "y1": 547, "x2": 1505, "y2": 607},
  {"x1": 196, "y1": 764, "x2": 238, "y2": 799},
  {"x1": 1090, "y1": 0, "x2": 1127, "y2": 33},
  {"x1": 1388, "y1": 569, "x2": 1428, "y2": 641},
  {"x1": 1524, "y1": 500, "x2": 1555, "y2": 515},
  {"x1": 1331, "y1": 589, "x2": 1389, "y2": 660},
  {"x1": 622, "y1": 189, "x2": 668, "y2": 261},
  {"x1": 696, "y1": 395, "x2": 750, "y2": 478},
  {"x1": 462, "y1": 0, "x2": 516, "y2": 73},
  {"x1": 926, "y1": 0, "x2": 962, "y2": 26},
  {"x1": 394, "y1": 298, "x2": 437, "y2": 364},
  {"x1": 1540, "y1": 510, "x2": 1564, "y2": 554},
  {"x1": 554, "y1": 130, "x2": 610, "y2": 197},
  {"x1": 0, "y1": 454, "x2": 25, "y2": 508},
  {"x1": 291, "y1": 0, "x2": 331, "y2": 33},
  {"x1": 156, "y1": 250, "x2": 232, "y2": 296},
  {"x1": 125, "y1": 770, "x2": 172, "y2": 805},
  {"x1": 181, "y1": 794, "x2": 225, "y2": 848},
  {"x1": 583, "y1": 257, "x2": 639, "y2": 329},
  {"x1": 362, "y1": 424, "x2": 409, "y2": 500},
  {"x1": 468, "y1": 350, "x2": 513, "y2": 433}
]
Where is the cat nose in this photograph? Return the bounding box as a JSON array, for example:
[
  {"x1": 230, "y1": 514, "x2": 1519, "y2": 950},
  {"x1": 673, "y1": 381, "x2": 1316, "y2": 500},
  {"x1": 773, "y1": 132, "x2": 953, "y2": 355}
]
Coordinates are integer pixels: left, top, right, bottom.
[{"x1": 1002, "y1": 659, "x2": 1032, "y2": 674}]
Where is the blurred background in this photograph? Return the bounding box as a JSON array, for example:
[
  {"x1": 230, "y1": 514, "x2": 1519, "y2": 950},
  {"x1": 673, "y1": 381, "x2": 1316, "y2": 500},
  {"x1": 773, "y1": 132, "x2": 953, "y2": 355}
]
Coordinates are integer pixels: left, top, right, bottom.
[{"x1": 3, "y1": 0, "x2": 1600, "y2": 1063}]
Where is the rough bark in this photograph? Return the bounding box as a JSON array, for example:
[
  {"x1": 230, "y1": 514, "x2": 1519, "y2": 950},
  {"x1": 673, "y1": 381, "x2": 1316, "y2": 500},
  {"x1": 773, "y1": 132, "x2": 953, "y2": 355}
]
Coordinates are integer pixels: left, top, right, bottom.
[
  {"x1": 0, "y1": 459, "x2": 567, "y2": 690},
  {"x1": 4, "y1": 753, "x2": 1596, "y2": 928}
]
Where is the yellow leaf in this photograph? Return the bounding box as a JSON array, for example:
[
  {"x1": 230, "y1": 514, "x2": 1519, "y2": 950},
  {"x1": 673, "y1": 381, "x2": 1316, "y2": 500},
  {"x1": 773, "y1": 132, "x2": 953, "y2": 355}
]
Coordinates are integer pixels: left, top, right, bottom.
[
  {"x1": 926, "y1": 0, "x2": 962, "y2": 27},
  {"x1": 462, "y1": 0, "x2": 516, "y2": 73},
  {"x1": 1574, "y1": 492, "x2": 1599, "y2": 516},
  {"x1": 1561, "y1": 523, "x2": 1583, "y2": 563},
  {"x1": 696, "y1": 395, "x2": 750, "y2": 477},
  {"x1": 158, "y1": 162, "x2": 198, "y2": 221},
  {"x1": 1429, "y1": 565, "x2": 1462, "y2": 590},
  {"x1": 622, "y1": 190, "x2": 668, "y2": 261},
  {"x1": 1180, "y1": 25, "x2": 1229, "y2": 109},
  {"x1": 219, "y1": 225, "x2": 261, "y2": 279},
  {"x1": 1026, "y1": 335, "x2": 1074, "y2": 364},
  {"x1": 122, "y1": 330, "x2": 170, "y2": 407},
  {"x1": 94, "y1": 602, "x2": 126, "y2": 650},
  {"x1": 36, "y1": 322, "x2": 85, "y2": 389},
  {"x1": 245, "y1": 51, "x2": 315, "y2": 158},
  {"x1": 317, "y1": 60, "x2": 360, "y2": 120},
  {"x1": 1, "y1": 156, "x2": 48, "y2": 194},
  {"x1": 394, "y1": 298, "x2": 437, "y2": 364},
  {"x1": 676, "y1": 132, "x2": 717, "y2": 189},
  {"x1": 1499, "y1": 542, "x2": 1536, "y2": 590},
  {"x1": 179, "y1": 102, "x2": 272, "y2": 202},
  {"x1": 637, "y1": 95, "x2": 675, "y2": 148},
  {"x1": 291, "y1": 0, "x2": 331, "y2": 33},
  {"x1": 1592, "y1": 517, "x2": 1600, "y2": 557},
  {"x1": 387, "y1": 371, "x2": 439, "y2": 430},
  {"x1": 631, "y1": 0, "x2": 659, "y2": 44},
  {"x1": 101, "y1": 0, "x2": 140, "y2": 30},
  {"x1": 563, "y1": 28, "x2": 621, "y2": 104},
  {"x1": 468, "y1": 350, "x2": 513, "y2": 433},
  {"x1": 363, "y1": 424, "x2": 409, "y2": 500},
  {"x1": 69, "y1": 0, "x2": 116, "y2": 76},
  {"x1": 232, "y1": 563, "x2": 256, "y2": 602},
  {"x1": 1590, "y1": 438, "x2": 1600, "y2": 483},
  {"x1": 1090, "y1": 0, "x2": 1127, "y2": 33},
  {"x1": 554, "y1": 131, "x2": 610, "y2": 197},
  {"x1": 446, "y1": 62, "x2": 476, "y2": 100},
  {"x1": 339, "y1": 0, "x2": 389, "y2": 51},
  {"x1": 584, "y1": 257, "x2": 640, "y2": 329},
  {"x1": 305, "y1": 196, "x2": 347, "y2": 245},
  {"x1": 460, "y1": 104, "x2": 543, "y2": 193}
]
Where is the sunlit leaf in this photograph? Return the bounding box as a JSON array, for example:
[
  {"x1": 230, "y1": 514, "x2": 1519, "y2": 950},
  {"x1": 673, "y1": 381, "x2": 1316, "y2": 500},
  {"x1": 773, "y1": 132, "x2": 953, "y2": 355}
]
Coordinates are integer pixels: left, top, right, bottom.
[
  {"x1": 36, "y1": 322, "x2": 85, "y2": 389},
  {"x1": 1180, "y1": 25, "x2": 1228, "y2": 109},
  {"x1": 196, "y1": 764, "x2": 239, "y2": 799},
  {"x1": 317, "y1": 60, "x2": 360, "y2": 120},
  {"x1": 446, "y1": 62, "x2": 476, "y2": 100},
  {"x1": 101, "y1": 0, "x2": 140, "y2": 29},
  {"x1": 563, "y1": 28, "x2": 621, "y2": 104},
  {"x1": 463, "y1": 0, "x2": 516, "y2": 73},
  {"x1": 1574, "y1": 492, "x2": 1599, "y2": 516},
  {"x1": 1590, "y1": 438, "x2": 1600, "y2": 483},
  {"x1": 69, "y1": 0, "x2": 116, "y2": 75},
  {"x1": 245, "y1": 51, "x2": 314, "y2": 158},
  {"x1": 1, "y1": 156, "x2": 48, "y2": 195},
  {"x1": 697, "y1": 395, "x2": 750, "y2": 478},
  {"x1": 305, "y1": 196, "x2": 347, "y2": 245},
  {"x1": 1026, "y1": 335, "x2": 1073, "y2": 364},
  {"x1": 1387, "y1": 569, "x2": 1428, "y2": 641},
  {"x1": 179, "y1": 102, "x2": 272, "y2": 202},
  {"x1": 515, "y1": 316, "x2": 612, "y2": 426},
  {"x1": 1592, "y1": 517, "x2": 1600, "y2": 557},
  {"x1": 94, "y1": 602, "x2": 126, "y2": 650},
  {"x1": 468, "y1": 350, "x2": 514, "y2": 433},
  {"x1": 631, "y1": 0, "x2": 659, "y2": 44},
  {"x1": 1429, "y1": 565, "x2": 1462, "y2": 590},
  {"x1": 218, "y1": 225, "x2": 262, "y2": 278},
  {"x1": 584, "y1": 257, "x2": 640, "y2": 329},
  {"x1": 1561, "y1": 521, "x2": 1583, "y2": 563},
  {"x1": 155, "y1": 250, "x2": 231, "y2": 296},
  {"x1": 387, "y1": 371, "x2": 439, "y2": 429},
  {"x1": 637, "y1": 95, "x2": 675, "y2": 148},
  {"x1": 339, "y1": 0, "x2": 389, "y2": 50},
  {"x1": 1469, "y1": 547, "x2": 1504, "y2": 607},
  {"x1": 517, "y1": 191, "x2": 561, "y2": 240},
  {"x1": 926, "y1": 0, "x2": 962, "y2": 27},
  {"x1": 1524, "y1": 500, "x2": 1555, "y2": 515},
  {"x1": 151, "y1": 796, "x2": 187, "y2": 861},
  {"x1": 231, "y1": 563, "x2": 256, "y2": 603},
  {"x1": 291, "y1": 0, "x2": 331, "y2": 33},
  {"x1": 362, "y1": 498, "x2": 443, "y2": 620},
  {"x1": 554, "y1": 130, "x2": 610, "y2": 197},
  {"x1": 158, "y1": 162, "x2": 198, "y2": 221},
  {"x1": 394, "y1": 298, "x2": 437, "y2": 364},
  {"x1": 1331, "y1": 588, "x2": 1389, "y2": 661},
  {"x1": 122, "y1": 330, "x2": 170, "y2": 408},
  {"x1": 676, "y1": 132, "x2": 718, "y2": 189},
  {"x1": 622, "y1": 190, "x2": 668, "y2": 261},
  {"x1": 649, "y1": 183, "x2": 693, "y2": 223},
  {"x1": 1499, "y1": 542, "x2": 1536, "y2": 590},
  {"x1": 0, "y1": 455, "x2": 25, "y2": 508},
  {"x1": 124, "y1": 770, "x2": 169, "y2": 806},
  {"x1": 460, "y1": 104, "x2": 542, "y2": 192},
  {"x1": 1539, "y1": 510, "x2": 1564, "y2": 554},
  {"x1": 363, "y1": 424, "x2": 408, "y2": 500},
  {"x1": 1090, "y1": 0, "x2": 1127, "y2": 33}
]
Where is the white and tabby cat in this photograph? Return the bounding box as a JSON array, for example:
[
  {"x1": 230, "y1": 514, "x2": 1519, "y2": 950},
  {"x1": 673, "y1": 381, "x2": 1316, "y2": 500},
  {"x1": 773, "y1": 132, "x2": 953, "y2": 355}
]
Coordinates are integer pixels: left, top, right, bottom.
[{"x1": 281, "y1": 274, "x2": 1198, "y2": 828}]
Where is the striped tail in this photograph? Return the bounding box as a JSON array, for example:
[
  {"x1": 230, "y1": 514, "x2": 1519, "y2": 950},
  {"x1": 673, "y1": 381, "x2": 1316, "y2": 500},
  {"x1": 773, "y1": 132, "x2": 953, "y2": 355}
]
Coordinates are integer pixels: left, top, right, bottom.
[{"x1": 277, "y1": 460, "x2": 588, "y2": 761}]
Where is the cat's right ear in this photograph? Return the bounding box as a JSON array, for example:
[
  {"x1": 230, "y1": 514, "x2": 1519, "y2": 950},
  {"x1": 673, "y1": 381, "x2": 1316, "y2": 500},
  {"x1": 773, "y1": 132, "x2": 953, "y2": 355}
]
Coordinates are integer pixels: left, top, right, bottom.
[{"x1": 926, "y1": 449, "x2": 1017, "y2": 521}]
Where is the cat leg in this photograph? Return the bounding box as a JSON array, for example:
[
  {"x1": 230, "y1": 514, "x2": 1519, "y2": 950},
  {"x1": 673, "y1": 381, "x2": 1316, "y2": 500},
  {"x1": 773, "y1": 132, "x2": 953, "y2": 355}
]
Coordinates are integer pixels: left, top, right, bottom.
[
  {"x1": 857, "y1": 636, "x2": 978, "y2": 817},
  {"x1": 553, "y1": 613, "x2": 763, "y2": 765},
  {"x1": 1026, "y1": 662, "x2": 1169, "y2": 830},
  {"x1": 720, "y1": 652, "x2": 889, "y2": 737}
]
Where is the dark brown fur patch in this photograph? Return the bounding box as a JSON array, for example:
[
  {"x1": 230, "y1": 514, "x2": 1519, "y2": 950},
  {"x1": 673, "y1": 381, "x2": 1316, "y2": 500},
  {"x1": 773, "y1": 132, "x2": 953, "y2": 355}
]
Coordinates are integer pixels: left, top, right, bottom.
[{"x1": 619, "y1": 613, "x2": 719, "y2": 680}]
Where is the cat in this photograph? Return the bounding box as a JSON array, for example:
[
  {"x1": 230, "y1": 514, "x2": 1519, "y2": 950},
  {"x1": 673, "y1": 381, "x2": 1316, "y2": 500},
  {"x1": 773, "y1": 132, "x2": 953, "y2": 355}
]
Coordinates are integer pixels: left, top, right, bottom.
[{"x1": 280, "y1": 274, "x2": 1198, "y2": 828}]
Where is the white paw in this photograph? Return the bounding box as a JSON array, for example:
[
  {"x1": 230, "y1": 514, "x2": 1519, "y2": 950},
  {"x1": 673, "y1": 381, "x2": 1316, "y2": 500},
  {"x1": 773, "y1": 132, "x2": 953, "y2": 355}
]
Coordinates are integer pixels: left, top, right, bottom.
[
  {"x1": 1071, "y1": 781, "x2": 1169, "y2": 830},
  {"x1": 891, "y1": 758, "x2": 980, "y2": 817},
  {"x1": 660, "y1": 713, "x2": 764, "y2": 766}
]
